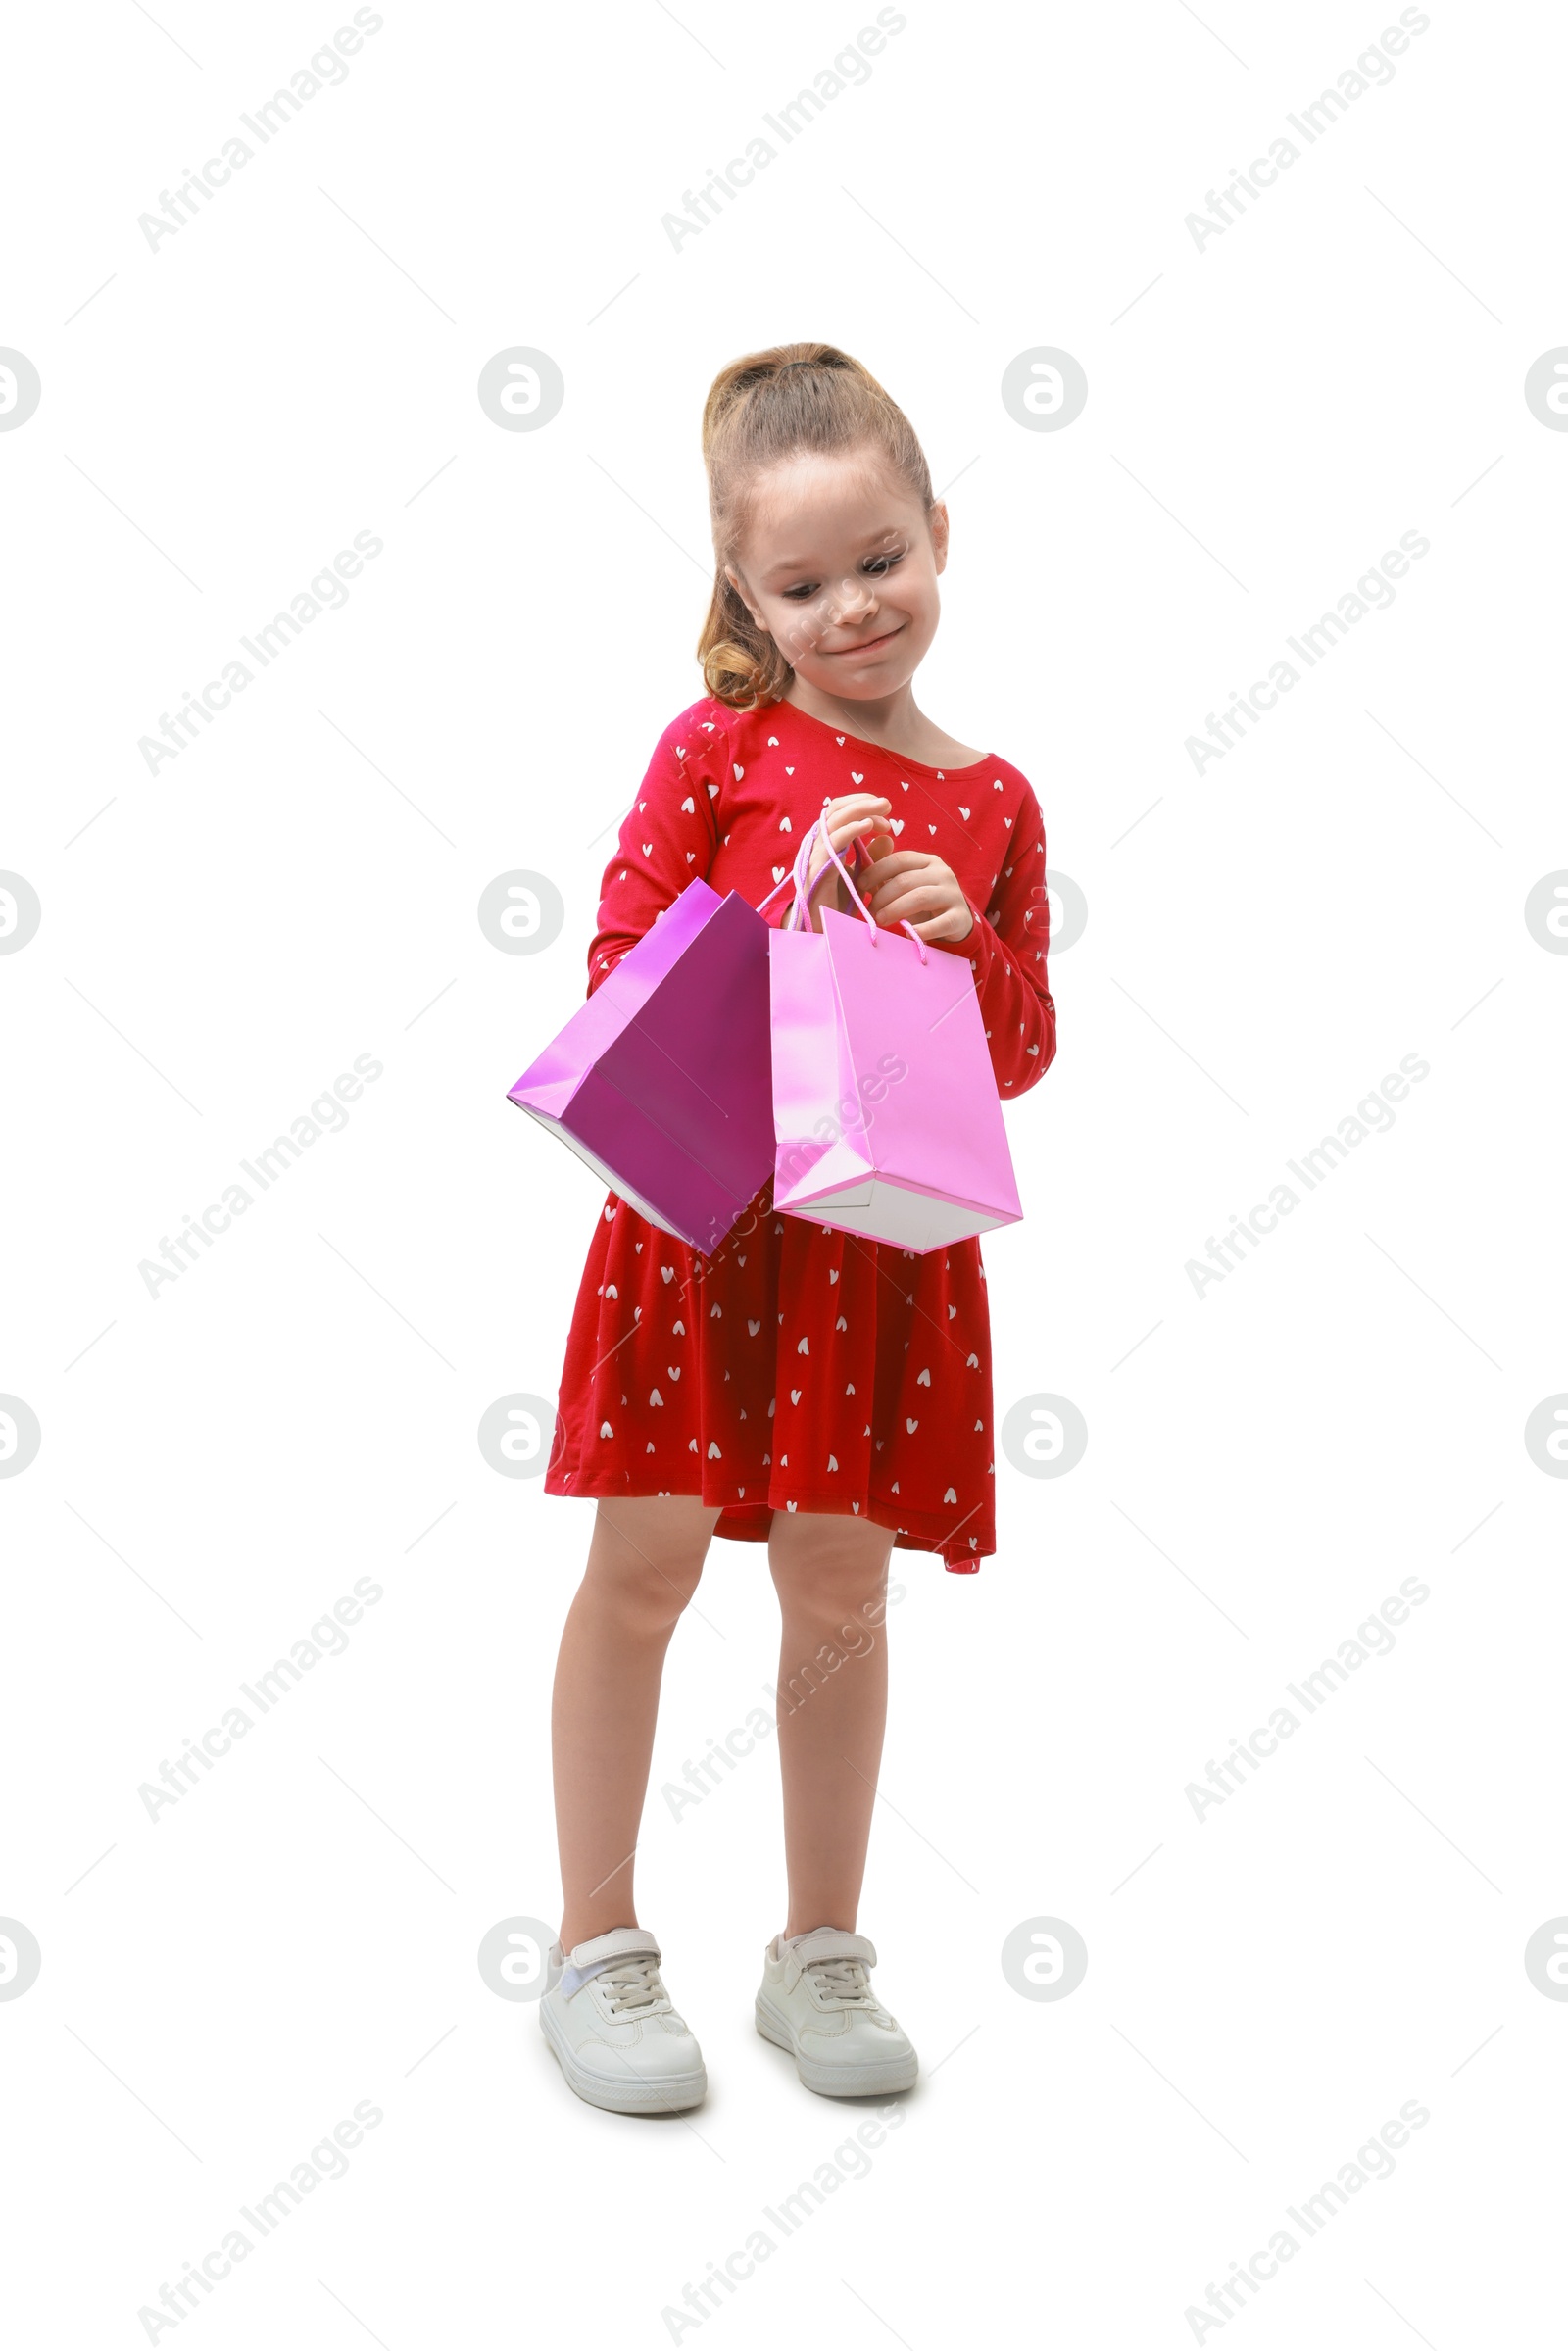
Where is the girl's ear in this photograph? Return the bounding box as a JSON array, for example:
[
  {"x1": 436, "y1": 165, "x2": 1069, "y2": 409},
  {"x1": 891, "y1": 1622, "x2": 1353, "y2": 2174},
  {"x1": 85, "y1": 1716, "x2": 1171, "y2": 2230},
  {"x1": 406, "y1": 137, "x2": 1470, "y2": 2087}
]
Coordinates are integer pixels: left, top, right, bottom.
[
  {"x1": 724, "y1": 563, "x2": 767, "y2": 632},
  {"x1": 928, "y1": 501, "x2": 951, "y2": 576}
]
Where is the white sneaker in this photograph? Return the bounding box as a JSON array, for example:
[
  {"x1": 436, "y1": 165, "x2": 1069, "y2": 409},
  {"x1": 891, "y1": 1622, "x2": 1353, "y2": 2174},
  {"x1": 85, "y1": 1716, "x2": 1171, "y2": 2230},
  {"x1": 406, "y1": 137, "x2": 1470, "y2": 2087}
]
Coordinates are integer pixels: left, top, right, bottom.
[
  {"x1": 539, "y1": 1926, "x2": 708, "y2": 2114},
  {"x1": 756, "y1": 1927, "x2": 918, "y2": 2097}
]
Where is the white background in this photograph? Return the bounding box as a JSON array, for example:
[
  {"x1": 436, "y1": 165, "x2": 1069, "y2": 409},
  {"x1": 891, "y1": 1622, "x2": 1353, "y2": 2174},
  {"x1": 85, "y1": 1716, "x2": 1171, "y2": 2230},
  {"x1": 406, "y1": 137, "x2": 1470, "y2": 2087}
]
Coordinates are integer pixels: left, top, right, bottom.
[{"x1": 3, "y1": 0, "x2": 1565, "y2": 2342}]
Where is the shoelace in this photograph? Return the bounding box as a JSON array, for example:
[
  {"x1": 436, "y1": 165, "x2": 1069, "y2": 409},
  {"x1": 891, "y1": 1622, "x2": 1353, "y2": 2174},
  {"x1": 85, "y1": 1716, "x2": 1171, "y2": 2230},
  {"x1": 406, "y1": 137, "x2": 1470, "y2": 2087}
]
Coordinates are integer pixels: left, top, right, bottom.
[
  {"x1": 804, "y1": 1956, "x2": 880, "y2": 2012},
  {"x1": 597, "y1": 1953, "x2": 666, "y2": 2017}
]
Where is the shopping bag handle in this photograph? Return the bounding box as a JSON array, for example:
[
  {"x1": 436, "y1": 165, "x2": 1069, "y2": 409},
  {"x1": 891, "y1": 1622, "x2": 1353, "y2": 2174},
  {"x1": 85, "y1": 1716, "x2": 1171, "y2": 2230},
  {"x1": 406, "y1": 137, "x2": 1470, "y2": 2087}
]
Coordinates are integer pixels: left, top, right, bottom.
[{"x1": 756, "y1": 804, "x2": 928, "y2": 962}]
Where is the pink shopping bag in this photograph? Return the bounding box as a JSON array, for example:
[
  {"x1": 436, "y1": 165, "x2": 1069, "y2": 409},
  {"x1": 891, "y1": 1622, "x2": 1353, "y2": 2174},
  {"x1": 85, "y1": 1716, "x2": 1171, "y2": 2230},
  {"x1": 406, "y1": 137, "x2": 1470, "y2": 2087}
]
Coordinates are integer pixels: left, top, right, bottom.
[
  {"x1": 758, "y1": 815, "x2": 1023, "y2": 1252},
  {"x1": 507, "y1": 878, "x2": 774, "y2": 1255}
]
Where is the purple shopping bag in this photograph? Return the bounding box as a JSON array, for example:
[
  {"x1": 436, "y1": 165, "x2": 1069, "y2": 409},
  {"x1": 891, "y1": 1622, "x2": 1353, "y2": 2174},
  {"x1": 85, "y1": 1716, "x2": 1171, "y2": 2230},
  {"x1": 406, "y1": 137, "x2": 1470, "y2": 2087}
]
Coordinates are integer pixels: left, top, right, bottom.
[
  {"x1": 507, "y1": 878, "x2": 774, "y2": 1255},
  {"x1": 759, "y1": 818, "x2": 1022, "y2": 1253}
]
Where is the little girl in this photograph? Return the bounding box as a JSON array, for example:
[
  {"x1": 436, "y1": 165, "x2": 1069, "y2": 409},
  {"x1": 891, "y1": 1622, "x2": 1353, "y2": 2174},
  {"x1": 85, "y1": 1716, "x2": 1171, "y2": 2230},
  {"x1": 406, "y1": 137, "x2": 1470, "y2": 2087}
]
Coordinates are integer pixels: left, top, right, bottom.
[{"x1": 536, "y1": 343, "x2": 1056, "y2": 2114}]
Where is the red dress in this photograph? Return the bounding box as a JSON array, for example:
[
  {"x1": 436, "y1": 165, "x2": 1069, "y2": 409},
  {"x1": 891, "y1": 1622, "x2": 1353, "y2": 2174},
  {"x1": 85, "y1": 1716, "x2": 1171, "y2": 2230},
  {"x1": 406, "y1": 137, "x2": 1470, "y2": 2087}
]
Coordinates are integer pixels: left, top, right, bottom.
[{"x1": 542, "y1": 695, "x2": 1056, "y2": 1570}]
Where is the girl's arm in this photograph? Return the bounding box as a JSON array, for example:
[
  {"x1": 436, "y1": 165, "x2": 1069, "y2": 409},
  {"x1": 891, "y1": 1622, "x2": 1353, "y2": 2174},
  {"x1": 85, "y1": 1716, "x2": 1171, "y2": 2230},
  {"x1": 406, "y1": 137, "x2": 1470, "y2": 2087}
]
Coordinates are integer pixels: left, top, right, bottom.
[
  {"x1": 585, "y1": 714, "x2": 727, "y2": 999},
  {"x1": 934, "y1": 781, "x2": 1056, "y2": 1097}
]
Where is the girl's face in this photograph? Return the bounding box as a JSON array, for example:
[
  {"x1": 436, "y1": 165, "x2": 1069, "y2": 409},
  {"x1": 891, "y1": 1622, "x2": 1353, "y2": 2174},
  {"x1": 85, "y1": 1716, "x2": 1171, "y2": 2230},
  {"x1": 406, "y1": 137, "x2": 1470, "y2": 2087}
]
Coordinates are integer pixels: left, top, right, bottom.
[{"x1": 725, "y1": 448, "x2": 948, "y2": 704}]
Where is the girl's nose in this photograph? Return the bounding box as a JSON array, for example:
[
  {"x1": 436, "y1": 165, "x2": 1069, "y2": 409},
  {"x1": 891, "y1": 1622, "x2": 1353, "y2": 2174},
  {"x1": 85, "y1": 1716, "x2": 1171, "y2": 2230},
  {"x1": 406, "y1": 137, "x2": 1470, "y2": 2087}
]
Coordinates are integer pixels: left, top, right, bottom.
[{"x1": 826, "y1": 576, "x2": 876, "y2": 625}]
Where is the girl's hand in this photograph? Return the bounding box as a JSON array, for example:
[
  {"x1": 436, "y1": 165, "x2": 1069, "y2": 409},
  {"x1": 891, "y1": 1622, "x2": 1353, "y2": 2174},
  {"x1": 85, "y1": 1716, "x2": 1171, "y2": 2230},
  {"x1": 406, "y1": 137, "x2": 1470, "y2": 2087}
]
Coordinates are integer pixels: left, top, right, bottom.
[
  {"x1": 806, "y1": 791, "x2": 895, "y2": 881},
  {"x1": 858, "y1": 848, "x2": 976, "y2": 946},
  {"x1": 798, "y1": 793, "x2": 894, "y2": 931}
]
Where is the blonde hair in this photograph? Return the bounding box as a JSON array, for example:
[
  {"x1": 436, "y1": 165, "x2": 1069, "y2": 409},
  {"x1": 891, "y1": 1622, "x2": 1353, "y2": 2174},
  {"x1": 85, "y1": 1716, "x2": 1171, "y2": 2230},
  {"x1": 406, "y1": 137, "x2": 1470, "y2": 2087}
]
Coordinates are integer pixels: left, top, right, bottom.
[{"x1": 697, "y1": 342, "x2": 935, "y2": 710}]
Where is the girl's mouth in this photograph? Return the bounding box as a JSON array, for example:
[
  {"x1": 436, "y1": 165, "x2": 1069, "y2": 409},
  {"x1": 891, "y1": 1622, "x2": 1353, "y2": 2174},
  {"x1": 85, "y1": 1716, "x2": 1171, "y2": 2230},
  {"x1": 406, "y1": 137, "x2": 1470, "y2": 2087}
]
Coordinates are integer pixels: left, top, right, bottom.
[{"x1": 823, "y1": 623, "x2": 905, "y2": 660}]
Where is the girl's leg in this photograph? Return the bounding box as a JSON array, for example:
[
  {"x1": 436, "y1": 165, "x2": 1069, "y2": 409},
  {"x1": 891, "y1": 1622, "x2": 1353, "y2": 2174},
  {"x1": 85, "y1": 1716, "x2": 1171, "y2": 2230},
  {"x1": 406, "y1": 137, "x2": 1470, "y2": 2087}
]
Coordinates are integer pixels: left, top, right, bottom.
[
  {"x1": 552, "y1": 1495, "x2": 722, "y2": 1949},
  {"x1": 766, "y1": 1510, "x2": 896, "y2": 1935}
]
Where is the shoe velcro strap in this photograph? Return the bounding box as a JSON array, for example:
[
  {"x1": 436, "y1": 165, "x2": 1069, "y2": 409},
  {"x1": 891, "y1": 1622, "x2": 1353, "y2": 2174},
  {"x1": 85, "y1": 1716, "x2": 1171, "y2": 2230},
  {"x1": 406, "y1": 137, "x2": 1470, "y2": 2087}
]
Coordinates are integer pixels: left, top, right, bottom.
[
  {"x1": 787, "y1": 1929, "x2": 877, "y2": 1970},
  {"x1": 570, "y1": 1926, "x2": 662, "y2": 1967}
]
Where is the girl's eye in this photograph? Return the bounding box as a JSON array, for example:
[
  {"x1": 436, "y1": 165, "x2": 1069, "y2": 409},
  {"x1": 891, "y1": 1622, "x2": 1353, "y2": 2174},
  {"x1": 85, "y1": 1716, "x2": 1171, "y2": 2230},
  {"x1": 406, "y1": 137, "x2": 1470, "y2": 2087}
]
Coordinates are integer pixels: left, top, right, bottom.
[
  {"x1": 783, "y1": 583, "x2": 820, "y2": 601},
  {"x1": 863, "y1": 553, "x2": 904, "y2": 577}
]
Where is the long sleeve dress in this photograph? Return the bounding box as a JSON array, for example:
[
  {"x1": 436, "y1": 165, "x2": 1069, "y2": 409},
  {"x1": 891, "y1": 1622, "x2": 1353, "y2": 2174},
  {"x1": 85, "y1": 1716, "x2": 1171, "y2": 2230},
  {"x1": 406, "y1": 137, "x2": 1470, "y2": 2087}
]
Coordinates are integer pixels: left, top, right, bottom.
[{"x1": 541, "y1": 692, "x2": 1056, "y2": 1570}]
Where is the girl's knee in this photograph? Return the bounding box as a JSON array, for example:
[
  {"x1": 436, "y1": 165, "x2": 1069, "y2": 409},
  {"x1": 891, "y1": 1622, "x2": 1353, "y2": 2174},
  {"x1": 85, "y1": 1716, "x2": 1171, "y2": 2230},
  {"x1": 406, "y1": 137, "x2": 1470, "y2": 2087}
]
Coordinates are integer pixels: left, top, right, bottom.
[
  {"x1": 769, "y1": 1518, "x2": 890, "y2": 1619},
  {"x1": 592, "y1": 1552, "x2": 705, "y2": 1632},
  {"x1": 589, "y1": 1506, "x2": 709, "y2": 1629}
]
